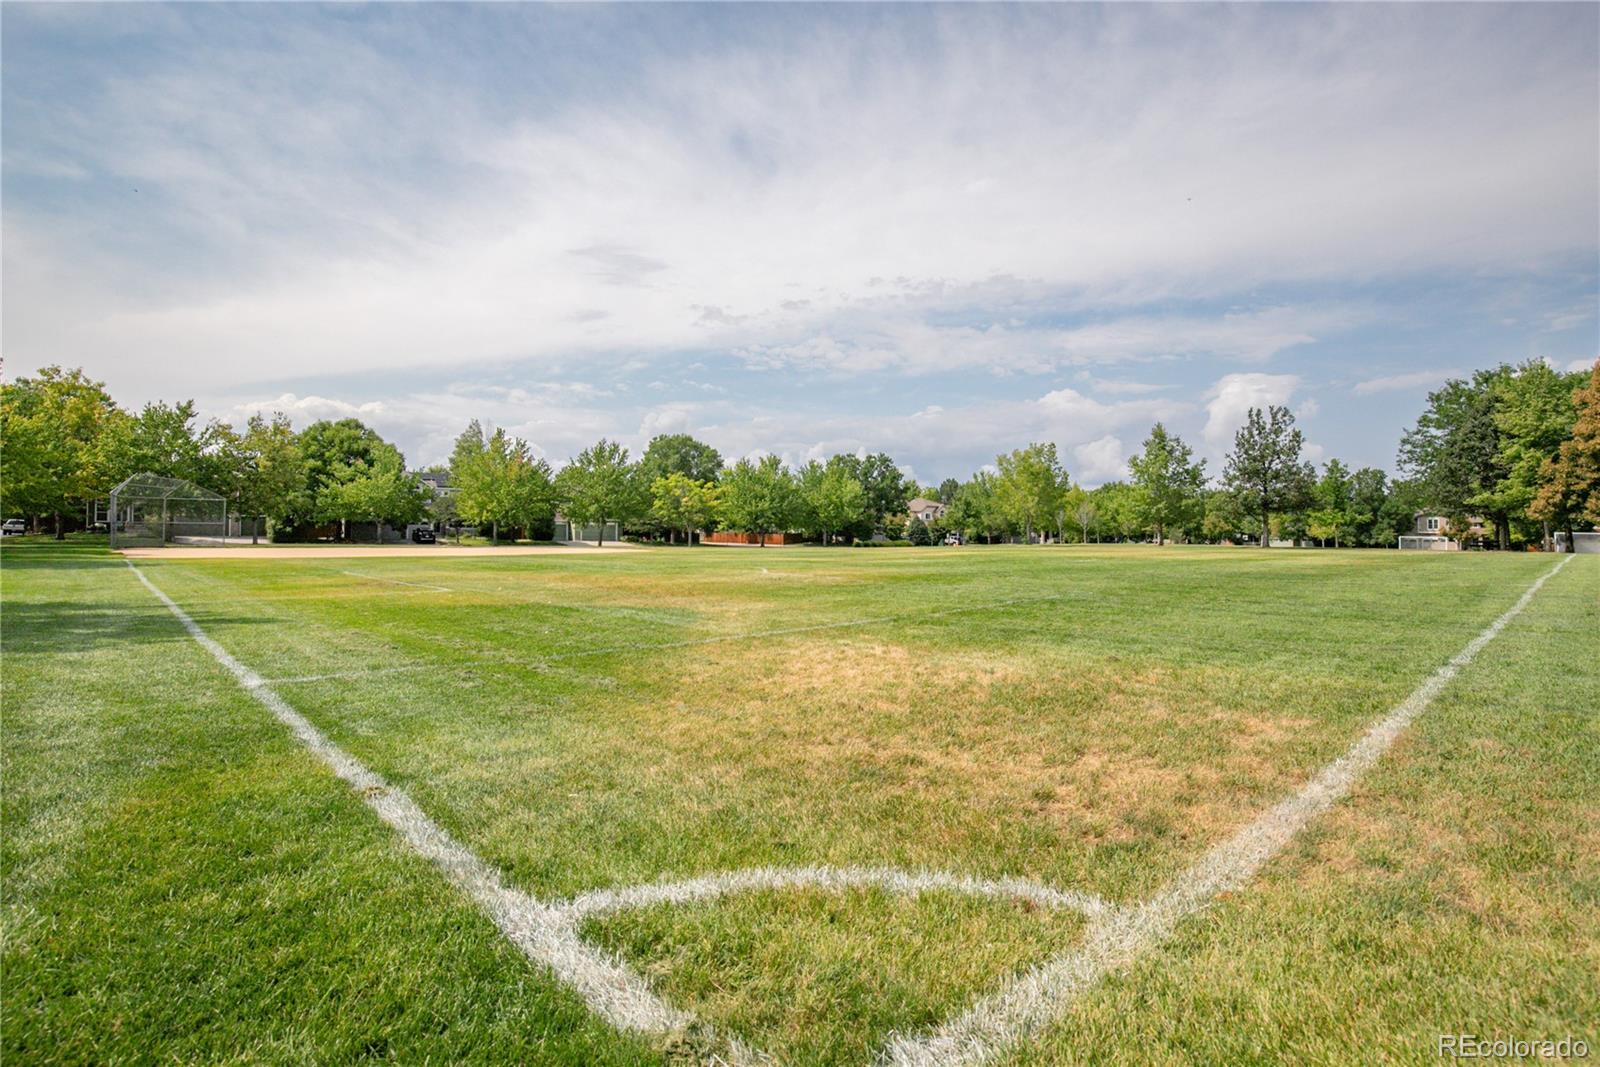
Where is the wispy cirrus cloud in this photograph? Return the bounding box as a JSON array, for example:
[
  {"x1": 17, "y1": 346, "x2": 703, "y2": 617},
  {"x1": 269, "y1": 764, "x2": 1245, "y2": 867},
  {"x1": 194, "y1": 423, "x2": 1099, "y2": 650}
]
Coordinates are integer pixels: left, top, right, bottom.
[{"x1": 1351, "y1": 369, "x2": 1464, "y2": 395}]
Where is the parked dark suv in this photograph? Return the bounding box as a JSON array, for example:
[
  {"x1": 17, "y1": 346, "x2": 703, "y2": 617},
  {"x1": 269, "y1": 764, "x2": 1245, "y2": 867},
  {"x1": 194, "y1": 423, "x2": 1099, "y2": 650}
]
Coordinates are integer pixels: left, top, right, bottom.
[{"x1": 410, "y1": 526, "x2": 437, "y2": 544}]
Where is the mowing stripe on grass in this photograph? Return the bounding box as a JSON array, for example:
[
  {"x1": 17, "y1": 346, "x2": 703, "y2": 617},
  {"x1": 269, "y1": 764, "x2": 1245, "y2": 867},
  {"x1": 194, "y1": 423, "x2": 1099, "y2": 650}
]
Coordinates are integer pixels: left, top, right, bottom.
[
  {"x1": 265, "y1": 665, "x2": 434, "y2": 685},
  {"x1": 537, "y1": 592, "x2": 1068, "y2": 665},
  {"x1": 884, "y1": 554, "x2": 1576, "y2": 1067},
  {"x1": 337, "y1": 569, "x2": 453, "y2": 593}
]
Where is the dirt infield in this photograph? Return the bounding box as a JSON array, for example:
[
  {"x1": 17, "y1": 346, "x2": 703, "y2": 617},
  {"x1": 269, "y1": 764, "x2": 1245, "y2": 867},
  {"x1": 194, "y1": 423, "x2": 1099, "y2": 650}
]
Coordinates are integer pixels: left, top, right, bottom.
[{"x1": 116, "y1": 543, "x2": 640, "y2": 559}]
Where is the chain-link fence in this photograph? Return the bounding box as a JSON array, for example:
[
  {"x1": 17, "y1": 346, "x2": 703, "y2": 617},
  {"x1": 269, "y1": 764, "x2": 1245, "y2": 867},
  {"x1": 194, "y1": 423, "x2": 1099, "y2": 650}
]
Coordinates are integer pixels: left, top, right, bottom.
[{"x1": 108, "y1": 473, "x2": 228, "y2": 548}]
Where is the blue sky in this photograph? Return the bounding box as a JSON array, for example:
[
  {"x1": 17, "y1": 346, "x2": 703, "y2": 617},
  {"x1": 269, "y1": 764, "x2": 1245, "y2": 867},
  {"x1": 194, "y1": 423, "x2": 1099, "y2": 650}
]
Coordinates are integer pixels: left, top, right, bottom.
[{"x1": 3, "y1": 2, "x2": 1596, "y2": 485}]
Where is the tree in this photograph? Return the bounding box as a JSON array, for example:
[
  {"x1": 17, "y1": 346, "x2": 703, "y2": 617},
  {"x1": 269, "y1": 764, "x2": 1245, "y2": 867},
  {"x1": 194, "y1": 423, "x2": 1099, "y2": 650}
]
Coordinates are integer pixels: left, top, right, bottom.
[
  {"x1": 1072, "y1": 492, "x2": 1097, "y2": 544},
  {"x1": 1223, "y1": 405, "x2": 1314, "y2": 547},
  {"x1": 1089, "y1": 481, "x2": 1141, "y2": 541},
  {"x1": 907, "y1": 517, "x2": 932, "y2": 545},
  {"x1": 716, "y1": 455, "x2": 796, "y2": 546},
  {"x1": 995, "y1": 442, "x2": 1069, "y2": 543},
  {"x1": 556, "y1": 439, "x2": 639, "y2": 546},
  {"x1": 651, "y1": 472, "x2": 719, "y2": 545},
  {"x1": 103, "y1": 400, "x2": 211, "y2": 485},
  {"x1": 0, "y1": 366, "x2": 123, "y2": 537},
  {"x1": 1346, "y1": 467, "x2": 1389, "y2": 547},
  {"x1": 450, "y1": 421, "x2": 493, "y2": 538},
  {"x1": 1377, "y1": 477, "x2": 1427, "y2": 547},
  {"x1": 1490, "y1": 360, "x2": 1587, "y2": 547},
  {"x1": 636, "y1": 433, "x2": 723, "y2": 486},
  {"x1": 1530, "y1": 361, "x2": 1600, "y2": 549},
  {"x1": 635, "y1": 434, "x2": 722, "y2": 538},
  {"x1": 1306, "y1": 459, "x2": 1354, "y2": 547},
  {"x1": 1057, "y1": 485, "x2": 1091, "y2": 543},
  {"x1": 1128, "y1": 423, "x2": 1205, "y2": 545},
  {"x1": 937, "y1": 478, "x2": 961, "y2": 505},
  {"x1": 236, "y1": 413, "x2": 308, "y2": 543},
  {"x1": 298, "y1": 418, "x2": 409, "y2": 537},
  {"x1": 829, "y1": 452, "x2": 912, "y2": 527},
  {"x1": 946, "y1": 472, "x2": 1008, "y2": 543},
  {"x1": 323, "y1": 452, "x2": 425, "y2": 542},
  {"x1": 494, "y1": 432, "x2": 557, "y2": 541},
  {"x1": 1201, "y1": 487, "x2": 1250, "y2": 543},
  {"x1": 1399, "y1": 367, "x2": 1514, "y2": 549},
  {"x1": 451, "y1": 423, "x2": 557, "y2": 542},
  {"x1": 798, "y1": 462, "x2": 867, "y2": 545}
]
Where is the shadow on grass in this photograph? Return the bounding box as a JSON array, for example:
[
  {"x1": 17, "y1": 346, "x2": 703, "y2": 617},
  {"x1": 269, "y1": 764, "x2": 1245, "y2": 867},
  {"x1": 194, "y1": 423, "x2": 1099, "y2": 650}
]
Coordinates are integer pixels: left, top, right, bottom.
[
  {"x1": 0, "y1": 538, "x2": 125, "y2": 570},
  {"x1": 1, "y1": 600, "x2": 272, "y2": 654}
]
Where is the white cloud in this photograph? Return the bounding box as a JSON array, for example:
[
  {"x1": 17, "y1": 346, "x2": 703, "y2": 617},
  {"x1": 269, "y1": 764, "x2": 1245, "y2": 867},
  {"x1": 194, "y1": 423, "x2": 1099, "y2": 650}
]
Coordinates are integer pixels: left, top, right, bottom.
[
  {"x1": 1564, "y1": 357, "x2": 1598, "y2": 373},
  {"x1": 232, "y1": 393, "x2": 386, "y2": 421},
  {"x1": 1202, "y1": 373, "x2": 1300, "y2": 452},
  {"x1": 1074, "y1": 373, "x2": 1175, "y2": 396},
  {"x1": 222, "y1": 384, "x2": 617, "y2": 468},
  {"x1": 1351, "y1": 369, "x2": 1463, "y2": 395},
  {"x1": 1072, "y1": 435, "x2": 1129, "y2": 486}
]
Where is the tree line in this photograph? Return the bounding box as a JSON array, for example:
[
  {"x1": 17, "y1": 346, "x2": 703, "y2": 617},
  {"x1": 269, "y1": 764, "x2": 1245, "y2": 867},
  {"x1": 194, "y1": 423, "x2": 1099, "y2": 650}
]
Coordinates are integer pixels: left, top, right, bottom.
[{"x1": 2, "y1": 359, "x2": 1595, "y2": 548}]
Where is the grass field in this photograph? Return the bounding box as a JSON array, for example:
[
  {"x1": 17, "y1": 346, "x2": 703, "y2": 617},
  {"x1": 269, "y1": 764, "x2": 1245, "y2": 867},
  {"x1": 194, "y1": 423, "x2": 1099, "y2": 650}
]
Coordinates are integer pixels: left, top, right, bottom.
[{"x1": 3, "y1": 539, "x2": 1596, "y2": 1064}]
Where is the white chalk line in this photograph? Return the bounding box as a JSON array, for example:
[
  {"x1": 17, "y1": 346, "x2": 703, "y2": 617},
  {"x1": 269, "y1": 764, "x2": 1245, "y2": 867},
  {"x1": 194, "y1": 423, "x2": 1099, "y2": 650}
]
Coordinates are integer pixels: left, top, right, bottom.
[
  {"x1": 883, "y1": 554, "x2": 1575, "y2": 1067},
  {"x1": 560, "y1": 865, "x2": 1107, "y2": 922},
  {"x1": 337, "y1": 568, "x2": 453, "y2": 593}
]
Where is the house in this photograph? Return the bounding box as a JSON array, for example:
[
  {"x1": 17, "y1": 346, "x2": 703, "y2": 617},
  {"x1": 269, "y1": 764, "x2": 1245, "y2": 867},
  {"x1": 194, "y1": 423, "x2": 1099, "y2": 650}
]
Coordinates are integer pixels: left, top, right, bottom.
[
  {"x1": 906, "y1": 497, "x2": 948, "y2": 524},
  {"x1": 412, "y1": 470, "x2": 454, "y2": 496},
  {"x1": 1412, "y1": 513, "x2": 1488, "y2": 541}
]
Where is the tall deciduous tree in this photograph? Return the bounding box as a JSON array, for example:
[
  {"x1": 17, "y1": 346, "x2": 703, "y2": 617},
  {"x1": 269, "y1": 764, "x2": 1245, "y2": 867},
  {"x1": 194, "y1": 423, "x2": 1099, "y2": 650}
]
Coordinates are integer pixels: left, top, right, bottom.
[
  {"x1": 1489, "y1": 360, "x2": 1587, "y2": 546},
  {"x1": 995, "y1": 442, "x2": 1069, "y2": 543},
  {"x1": 323, "y1": 452, "x2": 425, "y2": 542},
  {"x1": 237, "y1": 413, "x2": 310, "y2": 542},
  {"x1": 636, "y1": 434, "x2": 723, "y2": 486},
  {"x1": 1398, "y1": 367, "x2": 1513, "y2": 549},
  {"x1": 298, "y1": 418, "x2": 409, "y2": 536},
  {"x1": 556, "y1": 438, "x2": 639, "y2": 546},
  {"x1": 1345, "y1": 467, "x2": 1389, "y2": 547},
  {"x1": 1128, "y1": 423, "x2": 1205, "y2": 545},
  {"x1": 651, "y1": 472, "x2": 719, "y2": 545},
  {"x1": 798, "y1": 462, "x2": 867, "y2": 545},
  {"x1": 1307, "y1": 459, "x2": 1354, "y2": 547},
  {"x1": 1089, "y1": 481, "x2": 1141, "y2": 541},
  {"x1": 1223, "y1": 405, "x2": 1314, "y2": 547},
  {"x1": 716, "y1": 455, "x2": 796, "y2": 546},
  {"x1": 0, "y1": 366, "x2": 122, "y2": 537},
  {"x1": 829, "y1": 452, "x2": 911, "y2": 527},
  {"x1": 1530, "y1": 361, "x2": 1600, "y2": 548}
]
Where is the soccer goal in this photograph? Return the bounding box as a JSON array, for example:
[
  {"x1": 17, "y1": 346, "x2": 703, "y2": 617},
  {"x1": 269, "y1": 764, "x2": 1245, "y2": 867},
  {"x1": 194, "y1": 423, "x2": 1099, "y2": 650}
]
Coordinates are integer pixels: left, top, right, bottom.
[
  {"x1": 108, "y1": 473, "x2": 228, "y2": 548},
  {"x1": 1398, "y1": 534, "x2": 1458, "y2": 551}
]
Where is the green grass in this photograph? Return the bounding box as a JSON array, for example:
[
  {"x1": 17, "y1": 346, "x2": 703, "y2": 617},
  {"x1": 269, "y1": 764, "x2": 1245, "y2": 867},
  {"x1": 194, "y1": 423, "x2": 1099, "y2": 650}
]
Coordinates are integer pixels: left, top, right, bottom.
[{"x1": 3, "y1": 540, "x2": 1594, "y2": 1064}]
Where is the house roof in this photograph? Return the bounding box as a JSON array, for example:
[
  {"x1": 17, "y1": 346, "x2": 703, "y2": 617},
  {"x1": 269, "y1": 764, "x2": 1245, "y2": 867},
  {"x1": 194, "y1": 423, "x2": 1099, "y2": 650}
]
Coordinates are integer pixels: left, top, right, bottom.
[{"x1": 907, "y1": 497, "x2": 944, "y2": 512}]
